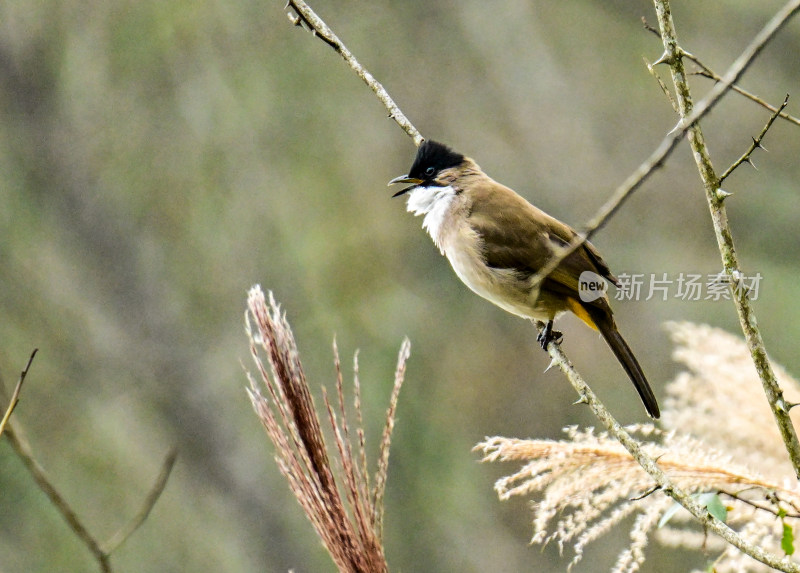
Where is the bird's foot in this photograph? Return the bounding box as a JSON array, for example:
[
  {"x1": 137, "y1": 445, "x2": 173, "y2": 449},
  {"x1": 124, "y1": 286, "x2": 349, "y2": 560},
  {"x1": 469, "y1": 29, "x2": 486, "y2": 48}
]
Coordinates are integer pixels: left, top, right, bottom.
[{"x1": 537, "y1": 321, "x2": 563, "y2": 350}]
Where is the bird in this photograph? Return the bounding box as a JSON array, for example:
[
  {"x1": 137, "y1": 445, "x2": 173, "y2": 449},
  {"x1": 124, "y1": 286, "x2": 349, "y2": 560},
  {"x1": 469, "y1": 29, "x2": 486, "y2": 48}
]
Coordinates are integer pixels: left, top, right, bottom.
[{"x1": 389, "y1": 139, "x2": 660, "y2": 418}]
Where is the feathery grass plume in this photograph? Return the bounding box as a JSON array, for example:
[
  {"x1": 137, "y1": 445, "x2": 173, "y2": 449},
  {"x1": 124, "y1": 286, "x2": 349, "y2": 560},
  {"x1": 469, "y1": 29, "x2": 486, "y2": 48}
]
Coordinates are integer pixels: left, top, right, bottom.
[
  {"x1": 245, "y1": 285, "x2": 409, "y2": 573},
  {"x1": 477, "y1": 322, "x2": 800, "y2": 572},
  {"x1": 662, "y1": 321, "x2": 800, "y2": 479}
]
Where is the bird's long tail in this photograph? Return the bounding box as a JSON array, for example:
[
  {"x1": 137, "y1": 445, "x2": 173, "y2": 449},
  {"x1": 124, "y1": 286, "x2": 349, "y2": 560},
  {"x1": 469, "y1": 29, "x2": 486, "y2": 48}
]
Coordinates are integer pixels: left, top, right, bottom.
[{"x1": 581, "y1": 303, "x2": 660, "y2": 419}]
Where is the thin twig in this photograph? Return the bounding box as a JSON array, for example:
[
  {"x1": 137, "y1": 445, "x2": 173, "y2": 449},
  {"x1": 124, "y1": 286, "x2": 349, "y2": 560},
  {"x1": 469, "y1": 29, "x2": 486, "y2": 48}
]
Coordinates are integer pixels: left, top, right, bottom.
[
  {"x1": 101, "y1": 448, "x2": 179, "y2": 554},
  {"x1": 5, "y1": 422, "x2": 177, "y2": 572},
  {"x1": 4, "y1": 423, "x2": 112, "y2": 572},
  {"x1": 643, "y1": 56, "x2": 679, "y2": 113},
  {"x1": 284, "y1": 0, "x2": 423, "y2": 146},
  {"x1": 642, "y1": 16, "x2": 800, "y2": 127},
  {"x1": 653, "y1": 0, "x2": 800, "y2": 481},
  {"x1": 717, "y1": 488, "x2": 800, "y2": 520},
  {"x1": 630, "y1": 484, "x2": 662, "y2": 501},
  {"x1": 0, "y1": 349, "x2": 37, "y2": 437},
  {"x1": 719, "y1": 94, "x2": 790, "y2": 184},
  {"x1": 543, "y1": 336, "x2": 800, "y2": 573},
  {"x1": 686, "y1": 54, "x2": 800, "y2": 128}
]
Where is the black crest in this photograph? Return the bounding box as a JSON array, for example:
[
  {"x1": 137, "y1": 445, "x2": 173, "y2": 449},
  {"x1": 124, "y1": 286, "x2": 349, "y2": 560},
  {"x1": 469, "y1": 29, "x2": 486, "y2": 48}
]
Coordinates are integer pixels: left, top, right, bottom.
[{"x1": 408, "y1": 140, "x2": 465, "y2": 182}]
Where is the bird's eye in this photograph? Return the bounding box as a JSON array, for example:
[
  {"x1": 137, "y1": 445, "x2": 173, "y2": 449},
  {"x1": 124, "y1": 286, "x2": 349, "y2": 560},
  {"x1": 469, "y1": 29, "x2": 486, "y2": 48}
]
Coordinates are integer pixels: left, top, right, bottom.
[{"x1": 424, "y1": 166, "x2": 435, "y2": 177}]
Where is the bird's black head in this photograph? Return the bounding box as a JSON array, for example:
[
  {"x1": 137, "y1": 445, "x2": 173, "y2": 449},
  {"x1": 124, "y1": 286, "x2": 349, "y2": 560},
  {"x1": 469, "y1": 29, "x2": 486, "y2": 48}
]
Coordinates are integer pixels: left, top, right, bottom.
[
  {"x1": 408, "y1": 140, "x2": 465, "y2": 183},
  {"x1": 389, "y1": 140, "x2": 465, "y2": 197}
]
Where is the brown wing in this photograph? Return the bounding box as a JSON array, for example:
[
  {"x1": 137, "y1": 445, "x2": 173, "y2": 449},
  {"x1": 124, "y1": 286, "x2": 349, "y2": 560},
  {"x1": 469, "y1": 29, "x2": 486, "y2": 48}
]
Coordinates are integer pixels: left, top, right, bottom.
[{"x1": 467, "y1": 179, "x2": 617, "y2": 304}]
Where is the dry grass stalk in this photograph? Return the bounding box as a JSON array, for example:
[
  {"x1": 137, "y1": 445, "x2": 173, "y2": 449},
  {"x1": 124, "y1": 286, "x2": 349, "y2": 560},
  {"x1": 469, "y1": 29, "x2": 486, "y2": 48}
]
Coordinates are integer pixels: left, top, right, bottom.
[
  {"x1": 477, "y1": 321, "x2": 800, "y2": 572},
  {"x1": 245, "y1": 286, "x2": 408, "y2": 573}
]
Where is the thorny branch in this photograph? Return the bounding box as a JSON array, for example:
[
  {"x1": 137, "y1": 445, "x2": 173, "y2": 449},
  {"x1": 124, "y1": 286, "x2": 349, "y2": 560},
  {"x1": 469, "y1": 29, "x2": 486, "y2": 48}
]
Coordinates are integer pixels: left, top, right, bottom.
[
  {"x1": 530, "y1": 0, "x2": 800, "y2": 293},
  {"x1": 719, "y1": 94, "x2": 790, "y2": 184},
  {"x1": 642, "y1": 17, "x2": 800, "y2": 127},
  {"x1": 653, "y1": 0, "x2": 800, "y2": 485}
]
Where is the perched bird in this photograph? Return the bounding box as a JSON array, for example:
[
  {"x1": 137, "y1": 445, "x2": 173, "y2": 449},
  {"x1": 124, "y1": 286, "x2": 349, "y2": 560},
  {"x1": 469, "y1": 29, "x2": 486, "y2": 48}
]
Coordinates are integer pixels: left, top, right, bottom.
[{"x1": 389, "y1": 140, "x2": 659, "y2": 418}]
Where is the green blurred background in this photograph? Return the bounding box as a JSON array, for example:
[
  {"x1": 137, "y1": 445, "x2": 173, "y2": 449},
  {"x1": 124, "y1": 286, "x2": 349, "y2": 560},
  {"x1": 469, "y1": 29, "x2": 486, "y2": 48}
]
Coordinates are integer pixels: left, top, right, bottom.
[{"x1": 1, "y1": 1, "x2": 798, "y2": 571}]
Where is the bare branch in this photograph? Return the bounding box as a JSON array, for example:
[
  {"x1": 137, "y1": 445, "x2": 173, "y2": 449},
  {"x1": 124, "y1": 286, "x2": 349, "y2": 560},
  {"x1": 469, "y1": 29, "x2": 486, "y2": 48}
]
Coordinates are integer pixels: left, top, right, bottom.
[
  {"x1": 4, "y1": 423, "x2": 112, "y2": 572},
  {"x1": 717, "y1": 488, "x2": 800, "y2": 520},
  {"x1": 284, "y1": 0, "x2": 423, "y2": 146},
  {"x1": 643, "y1": 56, "x2": 679, "y2": 113},
  {"x1": 719, "y1": 94, "x2": 790, "y2": 184},
  {"x1": 101, "y1": 448, "x2": 179, "y2": 554},
  {"x1": 653, "y1": 0, "x2": 800, "y2": 480},
  {"x1": 5, "y1": 421, "x2": 176, "y2": 572},
  {"x1": 0, "y1": 349, "x2": 37, "y2": 437}
]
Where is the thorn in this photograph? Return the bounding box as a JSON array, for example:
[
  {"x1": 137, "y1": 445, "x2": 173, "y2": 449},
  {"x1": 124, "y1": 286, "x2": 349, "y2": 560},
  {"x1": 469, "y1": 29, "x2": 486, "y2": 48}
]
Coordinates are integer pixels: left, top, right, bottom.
[
  {"x1": 543, "y1": 357, "x2": 558, "y2": 373},
  {"x1": 745, "y1": 157, "x2": 758, "y2": 171},
  {"x1": 668, "y1": 118, "x2": 685, "y2": 136},
  {"x1": 652, "y1": 50, "x2": 671, "y2": 66},
  {"x1": 572, "y1": 394, "x2": 589, "y2": 406},
  {"x1": 716, "y1": 188, "x2": 732, "y2": 200}
]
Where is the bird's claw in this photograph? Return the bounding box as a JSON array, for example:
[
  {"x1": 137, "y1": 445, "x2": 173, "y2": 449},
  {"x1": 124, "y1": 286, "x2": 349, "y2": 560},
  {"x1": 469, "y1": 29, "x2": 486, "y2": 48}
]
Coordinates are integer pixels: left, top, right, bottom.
[{"x1": 537, "y1": 323, "x2": 563, "y2": 350}]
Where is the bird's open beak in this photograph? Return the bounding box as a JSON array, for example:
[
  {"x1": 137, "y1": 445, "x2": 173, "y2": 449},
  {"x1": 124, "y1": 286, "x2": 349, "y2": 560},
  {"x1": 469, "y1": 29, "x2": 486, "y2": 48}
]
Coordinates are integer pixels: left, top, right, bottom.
[{"x1": 388, "y1": 174, "x2": 423, "y2": 198}]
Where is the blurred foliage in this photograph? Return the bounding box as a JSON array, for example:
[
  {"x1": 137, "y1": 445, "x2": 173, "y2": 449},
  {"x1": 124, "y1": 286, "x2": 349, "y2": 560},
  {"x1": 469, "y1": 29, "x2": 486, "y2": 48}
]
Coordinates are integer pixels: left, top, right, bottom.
[{"x1": 0, "y1": 1, "x2": 798, "y2": 571}]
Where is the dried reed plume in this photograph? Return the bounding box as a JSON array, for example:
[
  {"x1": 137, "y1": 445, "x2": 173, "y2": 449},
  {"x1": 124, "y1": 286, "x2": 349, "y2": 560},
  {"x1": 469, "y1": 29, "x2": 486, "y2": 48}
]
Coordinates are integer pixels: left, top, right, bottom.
[
  {"x1": 477, "y1": 321, "x2": 800, "y2": 572},
  {"x1": 244, "y1": 286, "x2": 408, "y2": 573}
]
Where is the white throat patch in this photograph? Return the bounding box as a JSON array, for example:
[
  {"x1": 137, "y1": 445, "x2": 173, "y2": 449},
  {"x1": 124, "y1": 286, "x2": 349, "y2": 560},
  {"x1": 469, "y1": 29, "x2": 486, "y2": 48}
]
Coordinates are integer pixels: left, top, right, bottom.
[{"x1": 405, "y1": 185, "x2": 456, "y2": 248}]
